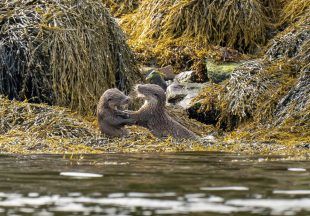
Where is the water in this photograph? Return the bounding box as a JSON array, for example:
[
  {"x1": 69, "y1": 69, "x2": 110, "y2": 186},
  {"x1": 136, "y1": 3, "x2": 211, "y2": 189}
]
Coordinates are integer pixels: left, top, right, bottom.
[{"x1": 0, "y1": 153, "x2": 309, "y2": 216}]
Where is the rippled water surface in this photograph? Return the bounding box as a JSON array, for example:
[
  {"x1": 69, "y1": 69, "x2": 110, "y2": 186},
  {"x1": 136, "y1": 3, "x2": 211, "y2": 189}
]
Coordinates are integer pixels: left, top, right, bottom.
[{"x1": 0, "y1": 153, "x2": 309, "y2": 216}]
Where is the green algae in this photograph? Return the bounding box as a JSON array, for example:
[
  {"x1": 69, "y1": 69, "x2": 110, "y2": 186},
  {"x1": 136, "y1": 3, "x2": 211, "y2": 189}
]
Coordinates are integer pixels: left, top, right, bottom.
[{"x1": 206, "y1": 61, "x2": 241, "y2": 84}]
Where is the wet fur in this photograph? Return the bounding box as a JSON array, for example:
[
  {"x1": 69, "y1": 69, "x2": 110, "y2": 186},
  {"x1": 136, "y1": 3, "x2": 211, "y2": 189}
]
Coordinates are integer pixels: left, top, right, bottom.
[
  {"x1": 97, "y1": 88, "x2": 134, "y2": 138},
  {"x1": 129, "y1": 84, "x2": 198, "y2": 139}
]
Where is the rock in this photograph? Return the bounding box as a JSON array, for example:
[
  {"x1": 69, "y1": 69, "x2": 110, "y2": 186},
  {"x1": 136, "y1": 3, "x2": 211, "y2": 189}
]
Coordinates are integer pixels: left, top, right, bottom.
[
  {"x1": 166, "y1": 83, "x2": 187, "y2": 103},
  {"x1": 166, "y1": 82, "x2": 207, "y2": 109},
  {"x1": 140, "y1": 66, "x2": 155, "y2": 75},
  {"x1": 174, "y1": 71, "x2": 196, "y2": 83},
  {"x1": 157, "y1": 65, "x2": 175, "y2": 80},
  {"x1": 141, "y1": 65, "x2": 175, "y2": 80},
  {"x1": 178, "y1": 93, "x2": 199, "y2": 109},
  {"x1": 145, "y1": 70, "x2": 168, "y2": 91},
  {"x1": 207, "y1": 61, "x2": 241, "y2": 83}
]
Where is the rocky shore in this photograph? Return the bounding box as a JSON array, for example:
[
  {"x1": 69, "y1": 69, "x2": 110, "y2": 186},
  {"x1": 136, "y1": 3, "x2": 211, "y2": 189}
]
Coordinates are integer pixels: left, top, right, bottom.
[
  {"x1": 0, "y1": 96, "x2": 308, "y2": 159},
  {"x1": 0, "y1": 0, "x2": 309, "y2": 158}
]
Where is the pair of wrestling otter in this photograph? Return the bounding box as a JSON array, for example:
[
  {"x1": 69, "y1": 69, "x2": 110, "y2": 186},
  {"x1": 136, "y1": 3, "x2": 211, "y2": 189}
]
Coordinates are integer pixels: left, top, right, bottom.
[{"x1": 97, "y1": 84, "x2": 197, "y2": 139}]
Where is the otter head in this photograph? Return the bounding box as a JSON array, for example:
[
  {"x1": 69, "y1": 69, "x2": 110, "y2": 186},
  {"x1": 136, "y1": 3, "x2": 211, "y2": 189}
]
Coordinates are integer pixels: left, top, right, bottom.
[
  {"x1": 135, "y1": 84, "x2": 166, "y2": 107},
  {"x1": 102, "y1": 88, "x2": 130, "y2": 110}
]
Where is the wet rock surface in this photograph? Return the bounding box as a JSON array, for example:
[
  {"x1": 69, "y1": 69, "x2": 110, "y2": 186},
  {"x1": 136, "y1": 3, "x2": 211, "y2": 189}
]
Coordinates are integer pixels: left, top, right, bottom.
[
  {"x1": 145, "y1": 70, "x2": 168, "y2": 90},
  {"x1": 166, "y1": 82, "x2": 207, "y2": 109},
  {"x1": 174, "y1": 71, "x2": 196, "y2": 83},
  {"x1": 142, "y1": 65, "x2": 175, "y2": 81}
]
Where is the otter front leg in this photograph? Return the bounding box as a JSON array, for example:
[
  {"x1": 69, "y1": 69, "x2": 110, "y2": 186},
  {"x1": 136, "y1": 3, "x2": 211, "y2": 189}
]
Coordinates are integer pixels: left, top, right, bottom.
[
  {"x1": 107, "y1": 110, "x2": 136, "y2": 126},
  {"x1": 126, "y1": 111, "x2": 149, "y2": 128}
]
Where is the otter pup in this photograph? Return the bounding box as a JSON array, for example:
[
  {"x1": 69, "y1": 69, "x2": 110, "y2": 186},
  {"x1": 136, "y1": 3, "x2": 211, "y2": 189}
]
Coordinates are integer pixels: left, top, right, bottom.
[
  {"x1": 97, "y1": 88, "x2": 134, "y2": 138},
  {"x1": 129, "y1": 84, "x2": 198, "y2": 139}
]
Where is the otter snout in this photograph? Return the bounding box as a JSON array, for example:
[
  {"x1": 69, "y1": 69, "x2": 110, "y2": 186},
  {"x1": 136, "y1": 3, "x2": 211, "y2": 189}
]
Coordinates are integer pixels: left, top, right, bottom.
[
  {"x1": 123, "y1": 96, "x2": 131, "y2": 104},
  {"x1": 135, "y1": 84, "x2": 145, "y2": 98}
]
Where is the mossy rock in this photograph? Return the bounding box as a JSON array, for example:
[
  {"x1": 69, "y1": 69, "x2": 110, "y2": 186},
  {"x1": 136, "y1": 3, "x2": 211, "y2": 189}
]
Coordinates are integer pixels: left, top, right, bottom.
[
  {"x1": 207, "y1": 61, "x2": 241, "y2": 83},
  {"x1": 145, "y1": 70, "x2": 167, "y2": 90}
]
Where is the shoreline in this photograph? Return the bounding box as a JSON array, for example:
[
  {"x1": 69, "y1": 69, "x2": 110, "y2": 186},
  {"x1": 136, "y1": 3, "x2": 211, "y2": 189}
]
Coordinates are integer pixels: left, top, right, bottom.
[{"x1": 0, "y1": 97, "x2": 308, "y2": 159}]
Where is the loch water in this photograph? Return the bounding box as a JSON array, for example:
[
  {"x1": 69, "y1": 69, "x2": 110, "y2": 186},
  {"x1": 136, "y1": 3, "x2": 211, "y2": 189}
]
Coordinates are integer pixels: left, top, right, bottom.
[{"x1": 0, "y1": 153, "x2": 309, "y2": 216}]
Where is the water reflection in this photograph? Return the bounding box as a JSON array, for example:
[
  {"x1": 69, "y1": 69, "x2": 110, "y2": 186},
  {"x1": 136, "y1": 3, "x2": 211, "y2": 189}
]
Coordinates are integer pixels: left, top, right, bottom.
[
  {"x1": 0, "y1": 153, "x2": 309, "y2": 216},
  {"x1": 0, "y1": 192, "x2": 309, "y2": 215},
  {"x1": 60, "y1": 172, "x2": 103, "y2": 178}
]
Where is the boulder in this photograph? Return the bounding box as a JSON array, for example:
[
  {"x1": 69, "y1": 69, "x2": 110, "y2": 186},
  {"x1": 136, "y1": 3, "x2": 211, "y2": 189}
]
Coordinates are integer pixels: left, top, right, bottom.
[
  {"x1": 166, "y1": 83, "x2": 187, "y2": 103},
  {"x1": 141, "y1": 65, "x2": 175, "y2": 80},
  {"x1": 145, "y1": 70, "x2": 167, "y2": 91},
  {"x1": 207, "y1": 61, "x2": 241, "y2": 83},
  {"x1": 140, "y1": 66, "x2": 155, "y2": 75},
  {"x1": 157, "y1": 65, "x2": 175, "y2": 80},
  {"x1": 166, "y1": 82, "x2": 207, "y2": 109},
  {"x1": 174, "y1": 71, "x2": 196, "y2": 83}
]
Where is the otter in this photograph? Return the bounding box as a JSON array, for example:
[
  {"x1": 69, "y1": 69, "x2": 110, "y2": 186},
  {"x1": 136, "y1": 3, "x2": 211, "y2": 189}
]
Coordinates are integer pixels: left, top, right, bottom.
[
  {"x1": 128, "y1": 84, "x2": 198, "y2": 139},
  {"x1": 97, "y1": 88, "x2": 134, "y2": 138}
]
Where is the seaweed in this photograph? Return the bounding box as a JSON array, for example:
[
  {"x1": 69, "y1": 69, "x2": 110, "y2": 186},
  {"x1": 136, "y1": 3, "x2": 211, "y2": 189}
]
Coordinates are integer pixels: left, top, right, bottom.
[
  {"x1": 119, "y1": 0, "x2": 274, "y2": 71},
  {"x1": 103, "y1": 0, "x2": 140, "y2": 17},
  {"x1": 280, "y1": 0, "x2": 310, "y2": 25},
  {"x1": 162, "y1": 0, "x2": 271, "y2": 52},
  {"x1": 274, "y1": 65, "x2": 310, "y2": 127},
  {"x1": 188, "y1": 2, "x2": 309, "y2": 148},
  {"x1": 0, "y1": 96, "x2": 209, "y2": 154},
  {"x1": 0, "y1": 96, "x2": 307, "y2": 157},
  {"x1": 0, "y1": 0, "x2": 142, "y2": 114}
]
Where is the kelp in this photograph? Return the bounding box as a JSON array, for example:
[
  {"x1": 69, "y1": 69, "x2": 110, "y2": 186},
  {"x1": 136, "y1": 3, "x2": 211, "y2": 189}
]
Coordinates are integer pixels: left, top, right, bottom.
[
  {"x1": 188, "y1": 83, "x2": 224, "y2": 126},
  {"x1": 102, "y1": 0, "x2": 140, "y2": 17},
  {"x1": 0, "y1": 0, "x2": 142, "y2": 114},
  {"x1": 274, "y1": 66, "x2": 310, "y2": 127},
  {"x1": 120, "y1": 0, "x2": 274, "y2": 71},
  {"x1": 189, "y1": 6, "x2": 310, "y2": 141},
  {"x1": 0, "y1": 96, "x2": 307, "y2": 157},
  {"x1": 261, "y1": 0, "x2": 283, "y2": 21},
  {"x1": 280, "y1": 0, "x2": 310, "y2": 25},
  {"x1": 266, "y1": 15, "x2": 310, "y2": 61},
  {"x1": 0, "y1": 96, "x2": 210, "y2": 154},
  {"x1": 189, "y1": 60, "x2": 309, "y2": 150},
  {"x1": 162, "y1": 0, "x2": 271, "y2": 52}
]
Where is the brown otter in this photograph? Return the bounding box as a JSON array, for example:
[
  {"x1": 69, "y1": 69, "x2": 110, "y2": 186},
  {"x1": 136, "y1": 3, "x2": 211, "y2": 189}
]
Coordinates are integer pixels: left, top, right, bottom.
[
  {"x1": 129, "y1": 84, "x2": 198, "y2": 139},
  {"x1": 97, "y1": 88, "x2": 135, "y2": 138}
]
